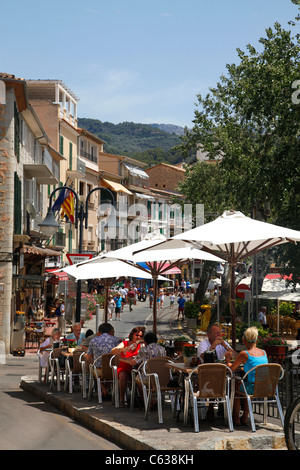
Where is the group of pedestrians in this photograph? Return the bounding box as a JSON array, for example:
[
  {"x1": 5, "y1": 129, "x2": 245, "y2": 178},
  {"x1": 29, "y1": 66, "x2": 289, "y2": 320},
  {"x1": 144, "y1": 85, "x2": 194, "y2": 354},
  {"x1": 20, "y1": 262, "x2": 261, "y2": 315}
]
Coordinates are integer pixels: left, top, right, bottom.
[{"x1": 107, "y1": 286, "x2": 140, "y2": 321}]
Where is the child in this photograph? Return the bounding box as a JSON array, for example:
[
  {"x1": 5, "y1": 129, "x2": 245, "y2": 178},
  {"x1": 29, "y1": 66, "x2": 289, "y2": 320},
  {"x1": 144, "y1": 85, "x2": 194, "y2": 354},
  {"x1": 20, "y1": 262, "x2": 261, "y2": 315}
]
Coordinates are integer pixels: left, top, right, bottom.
[{"x1": 170, "y1": 292, "x2": 175, "y2": 309}]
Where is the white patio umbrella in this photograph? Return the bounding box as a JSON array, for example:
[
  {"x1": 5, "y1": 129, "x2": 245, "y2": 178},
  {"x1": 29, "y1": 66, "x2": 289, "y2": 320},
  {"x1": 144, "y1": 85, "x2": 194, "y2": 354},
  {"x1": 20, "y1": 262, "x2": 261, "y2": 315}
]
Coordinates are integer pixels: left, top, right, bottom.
[
  {"x1": 176, "y1": 210, "x2": 300, "y2": 347},
  {"x1": 101, "y1": 234, "x2": 223, "y2": 333},
  {"x1": 56, "y1": 258, "x2": 170, "y2": 322},
  {"x1": 133, "y1": 210, "x2": 300, "y2": 347}
]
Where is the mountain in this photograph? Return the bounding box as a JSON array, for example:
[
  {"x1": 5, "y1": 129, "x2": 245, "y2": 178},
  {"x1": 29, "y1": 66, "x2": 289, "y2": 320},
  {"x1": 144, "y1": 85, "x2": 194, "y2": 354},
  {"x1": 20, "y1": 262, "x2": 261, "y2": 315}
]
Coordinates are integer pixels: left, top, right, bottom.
[
  {"x1": 77, "y1": 118, "x2": 184, "y2": 166},
  {"x1": 150, "y1": 123, "x2": 185, "y2": 136}
]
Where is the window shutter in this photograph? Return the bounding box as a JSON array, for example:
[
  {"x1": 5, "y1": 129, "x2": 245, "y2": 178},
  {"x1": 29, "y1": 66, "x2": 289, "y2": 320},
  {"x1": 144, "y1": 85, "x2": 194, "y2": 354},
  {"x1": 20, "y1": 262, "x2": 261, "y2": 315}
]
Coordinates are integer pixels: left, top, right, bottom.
[{"x1": 14, "y1": 172, "x2": 22, "y2": 234}]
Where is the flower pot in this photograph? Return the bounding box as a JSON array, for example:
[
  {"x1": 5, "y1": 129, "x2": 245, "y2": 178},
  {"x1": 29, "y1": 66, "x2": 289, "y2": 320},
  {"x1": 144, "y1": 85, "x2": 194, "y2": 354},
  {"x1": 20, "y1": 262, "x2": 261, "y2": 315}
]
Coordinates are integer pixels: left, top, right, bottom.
[
  {"x1": 264, "y1": 345, "x2": 288, "y2": 363},
  {"x1": 183, "y1": 356, "x2": 193, "y2": 367}
]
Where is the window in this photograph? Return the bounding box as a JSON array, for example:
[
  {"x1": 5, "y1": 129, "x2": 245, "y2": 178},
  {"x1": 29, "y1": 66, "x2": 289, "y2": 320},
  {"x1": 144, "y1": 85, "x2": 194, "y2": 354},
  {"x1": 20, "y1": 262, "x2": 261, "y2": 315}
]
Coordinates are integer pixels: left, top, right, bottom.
[{"x1": 79, "y1": 181, "x2": 84, "y2": 196}]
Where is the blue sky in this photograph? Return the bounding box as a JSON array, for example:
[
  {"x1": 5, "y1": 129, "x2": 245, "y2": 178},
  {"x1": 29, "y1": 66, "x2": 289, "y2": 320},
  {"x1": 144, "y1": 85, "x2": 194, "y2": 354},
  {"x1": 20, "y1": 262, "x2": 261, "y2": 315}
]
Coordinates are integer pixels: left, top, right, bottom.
[{"x1": 1, "y1": 0, "x2": 299, "y2": 127}]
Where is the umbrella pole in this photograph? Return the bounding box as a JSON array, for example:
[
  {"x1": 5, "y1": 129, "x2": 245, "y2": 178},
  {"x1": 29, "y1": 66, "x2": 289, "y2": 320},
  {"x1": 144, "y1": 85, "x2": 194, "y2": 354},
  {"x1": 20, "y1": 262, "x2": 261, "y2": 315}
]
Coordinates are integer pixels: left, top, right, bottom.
[
  {"x1": 230, "y1": 263, "x2": 237, "y2": 350},
  {"x1": 153, "y1": 273, "x2": 158, "y2": 334},
  {"x1": 104, "y1": 280, "x2": 109, "y2": 323}
]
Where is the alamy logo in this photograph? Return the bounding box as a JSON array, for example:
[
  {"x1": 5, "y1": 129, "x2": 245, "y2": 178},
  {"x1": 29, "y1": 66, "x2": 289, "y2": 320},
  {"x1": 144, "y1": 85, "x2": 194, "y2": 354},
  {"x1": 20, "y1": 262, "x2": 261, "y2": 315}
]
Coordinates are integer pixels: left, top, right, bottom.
[
  {"x1": 291, "y1": 342, "x2": 300, "y2": 365},
  {"x1": 292, "y1": 80, "x2": 300, "y2": 104}
]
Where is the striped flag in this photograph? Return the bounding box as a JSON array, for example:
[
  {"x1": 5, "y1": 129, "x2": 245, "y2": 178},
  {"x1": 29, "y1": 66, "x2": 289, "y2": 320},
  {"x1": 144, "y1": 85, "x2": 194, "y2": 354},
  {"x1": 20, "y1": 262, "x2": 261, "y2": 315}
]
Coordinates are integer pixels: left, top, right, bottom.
[
  {"x1": 60, "y1": 190, "x2": 75, "y2": 223},
  {"x1": 51, "y1": 188, "x2": 67, "y2": 211}
]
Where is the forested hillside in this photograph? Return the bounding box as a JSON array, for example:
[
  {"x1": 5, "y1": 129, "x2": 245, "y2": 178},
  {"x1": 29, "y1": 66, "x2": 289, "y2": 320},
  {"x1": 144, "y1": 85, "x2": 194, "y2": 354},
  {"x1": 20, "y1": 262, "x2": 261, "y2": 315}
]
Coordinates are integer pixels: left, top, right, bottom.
[{"x1": 77, "y1": 118, "x2": 185, "y2": 166}]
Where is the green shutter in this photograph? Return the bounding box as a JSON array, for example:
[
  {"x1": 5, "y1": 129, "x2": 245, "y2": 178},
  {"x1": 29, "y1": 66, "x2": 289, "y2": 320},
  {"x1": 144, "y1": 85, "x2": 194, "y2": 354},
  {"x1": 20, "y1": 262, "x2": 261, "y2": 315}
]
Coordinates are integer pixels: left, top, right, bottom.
[
  {"x1": 14, "y1": 103, "x2": 20, "y2": 162},
  {"x1": 14, "y1": 172, "x2": 22, "y2": 234},
  {"x1": 59, "y1": 135, "x2": 64, "y2": 155}
]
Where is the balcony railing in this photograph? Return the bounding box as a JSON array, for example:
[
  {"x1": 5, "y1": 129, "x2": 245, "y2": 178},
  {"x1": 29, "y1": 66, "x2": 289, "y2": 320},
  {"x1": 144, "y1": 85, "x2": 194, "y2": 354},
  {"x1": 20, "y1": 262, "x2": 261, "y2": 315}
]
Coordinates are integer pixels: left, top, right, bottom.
[
  {"x1": 23, "y1": 143, "x2": 59, "y2": 184},
  {"x1": 80, "y1": 149, "x2": 97, "y2": 164}
]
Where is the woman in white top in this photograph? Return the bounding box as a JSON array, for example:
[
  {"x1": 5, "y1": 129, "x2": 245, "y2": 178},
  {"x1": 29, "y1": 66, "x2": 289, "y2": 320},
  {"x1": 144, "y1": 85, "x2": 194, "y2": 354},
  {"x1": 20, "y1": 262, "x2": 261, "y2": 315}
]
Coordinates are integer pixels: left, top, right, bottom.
[
  {"x1": 160, "y1": 290, "x2": 165, "y2": 309},
  {"x1": 39, "y1": 328, "x2": 61, "y2": 382},
  {"x1": 107, "y1": 296, "x2": 115, "y2": 320}
]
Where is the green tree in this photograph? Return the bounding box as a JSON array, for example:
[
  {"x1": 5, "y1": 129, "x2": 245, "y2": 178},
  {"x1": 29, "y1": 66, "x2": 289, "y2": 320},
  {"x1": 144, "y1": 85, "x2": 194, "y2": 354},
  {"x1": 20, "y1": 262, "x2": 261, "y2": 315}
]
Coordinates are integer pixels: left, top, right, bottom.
[{"x1": 176, "y1": 10, "x2": 300, "y2": 317}]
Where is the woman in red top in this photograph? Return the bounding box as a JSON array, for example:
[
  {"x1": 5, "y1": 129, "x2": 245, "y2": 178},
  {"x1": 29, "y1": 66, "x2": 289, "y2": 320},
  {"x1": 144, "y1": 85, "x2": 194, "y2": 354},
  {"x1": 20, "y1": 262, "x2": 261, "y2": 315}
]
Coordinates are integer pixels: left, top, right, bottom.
[{"x1": 111, "y1": 327, "x2": 144, "y2": 407}]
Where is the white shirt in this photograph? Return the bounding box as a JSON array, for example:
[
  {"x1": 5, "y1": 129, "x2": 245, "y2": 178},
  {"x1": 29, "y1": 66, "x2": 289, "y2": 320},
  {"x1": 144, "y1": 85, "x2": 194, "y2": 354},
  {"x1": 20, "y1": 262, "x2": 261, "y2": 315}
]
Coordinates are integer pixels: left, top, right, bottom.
[
  {"x1": 258, "y1": 311, "x2": 267, "y2": 324},
  {"x1": 197, "y1": 338, "x2": 230, "y2": 362}
]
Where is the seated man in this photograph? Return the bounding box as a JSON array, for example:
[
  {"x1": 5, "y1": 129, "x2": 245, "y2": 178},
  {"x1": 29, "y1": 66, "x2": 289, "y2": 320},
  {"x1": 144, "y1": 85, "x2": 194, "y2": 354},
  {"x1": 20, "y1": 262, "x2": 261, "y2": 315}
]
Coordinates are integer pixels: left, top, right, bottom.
[
  {"x1": 197, "y1": 324, "x2": 235, "y2": 420},
  {"x1": 67, "y1": 322, "x2": 86, "y2": 346},
  {"x1": 85, "y1": 323, "x2": 121, "y2": 397},
  {"x1": 197, "y1": 324, "x2": 234, "y2": 363}
]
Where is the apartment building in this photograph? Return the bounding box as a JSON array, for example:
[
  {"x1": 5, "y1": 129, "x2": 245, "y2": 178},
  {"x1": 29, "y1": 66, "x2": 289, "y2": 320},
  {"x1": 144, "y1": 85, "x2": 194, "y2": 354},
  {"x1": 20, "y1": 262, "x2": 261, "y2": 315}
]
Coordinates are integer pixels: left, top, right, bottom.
[{"x1": 0, "y1": 74, "x2": 61, "y2": 354}]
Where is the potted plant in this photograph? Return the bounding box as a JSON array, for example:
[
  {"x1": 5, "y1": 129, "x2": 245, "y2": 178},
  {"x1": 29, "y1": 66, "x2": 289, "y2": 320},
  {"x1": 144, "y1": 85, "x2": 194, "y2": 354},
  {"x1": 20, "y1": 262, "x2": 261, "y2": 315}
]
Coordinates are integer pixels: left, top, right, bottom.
[
  {"x1": 184, "y1": 301, "x2": 199, "y2": 328},
  {"x1": 257, "y1": 332, "x2": 288, "y2": 362},
  {"x1": 182, "y1": 343, "x2": 197, "y2": 366},
  {"x1": 173, "y1": 335, "x2": 190, "y2": 353},
  {"x1": 62, "y1": 338, "x2": 77, "y2": 353}
]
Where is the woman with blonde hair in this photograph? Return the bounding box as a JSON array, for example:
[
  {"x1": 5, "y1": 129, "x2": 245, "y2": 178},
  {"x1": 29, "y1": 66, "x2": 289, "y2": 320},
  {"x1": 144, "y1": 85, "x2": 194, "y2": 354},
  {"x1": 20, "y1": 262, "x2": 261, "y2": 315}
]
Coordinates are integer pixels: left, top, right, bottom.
[{"x1": 227, "y1": 326, "x2": 268, "y2": 426}]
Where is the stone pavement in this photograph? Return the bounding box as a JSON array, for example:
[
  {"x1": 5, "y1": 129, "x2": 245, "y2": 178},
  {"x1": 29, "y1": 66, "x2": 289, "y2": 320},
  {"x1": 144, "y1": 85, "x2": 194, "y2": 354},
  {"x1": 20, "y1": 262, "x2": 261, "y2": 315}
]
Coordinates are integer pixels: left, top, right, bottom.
[{"x1": 20, "y1": 374, "x2": 287, "y2": 451}]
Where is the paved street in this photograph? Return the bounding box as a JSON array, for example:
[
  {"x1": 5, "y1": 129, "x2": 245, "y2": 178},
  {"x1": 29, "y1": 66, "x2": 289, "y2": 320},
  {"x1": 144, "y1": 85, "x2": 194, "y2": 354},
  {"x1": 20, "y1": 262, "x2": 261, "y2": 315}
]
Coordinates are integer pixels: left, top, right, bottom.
[
  {"x1": 0, "y1": 298, "x2": 182, "y2": 451},
  {"x1": 85, "y1": 295, "x2": 188, "y2": 341},
  {"x1": 0, "y1": 353, "x2": 122, "y2": 450}
]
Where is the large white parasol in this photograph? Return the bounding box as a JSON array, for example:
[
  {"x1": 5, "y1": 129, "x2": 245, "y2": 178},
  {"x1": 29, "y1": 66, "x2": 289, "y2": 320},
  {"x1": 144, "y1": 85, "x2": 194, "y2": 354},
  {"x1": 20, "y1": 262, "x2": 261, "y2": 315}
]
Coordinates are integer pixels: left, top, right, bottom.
[{"x1": 173, "y1": 210, "x2": 300, "y2": 347}]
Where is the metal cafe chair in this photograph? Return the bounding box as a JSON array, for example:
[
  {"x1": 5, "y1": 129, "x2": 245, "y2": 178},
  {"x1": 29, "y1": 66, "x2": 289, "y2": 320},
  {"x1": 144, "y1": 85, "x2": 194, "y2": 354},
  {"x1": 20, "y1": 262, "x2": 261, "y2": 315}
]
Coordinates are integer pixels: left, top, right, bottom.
[
  {"x1": 143, "y1": 356, "x2": 181, "y2": 424},
  {"x1": 37, "y1": 348, "x2": 50, "y2": 384},
  {"x1": 184, "y1": 363, "x2": 234, "y2": 433},
  {"x1": 88, "y1": 353, "x2": 115, "y2": 404},
  {"x1": 65, "y1": 351, "x2": 86, "y2": 394},
  {"x1": 130, "y1": 361, "x2": 147, "y2": 412},
  {"x1": 49, "y1": 348, "x2": 66, "y2": 392},
  {"x1": 237, "y1": 363, "x2": 284, "y2": 432}
]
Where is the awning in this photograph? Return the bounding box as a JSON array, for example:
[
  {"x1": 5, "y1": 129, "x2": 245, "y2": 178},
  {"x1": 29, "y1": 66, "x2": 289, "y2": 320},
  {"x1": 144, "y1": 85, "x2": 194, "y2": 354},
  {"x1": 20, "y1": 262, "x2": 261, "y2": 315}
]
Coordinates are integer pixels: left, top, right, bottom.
[
  {"x1": 45, "y1": 268, "x2": 70, "y2": 283},
  {"x1": 102, "y1": 178, "x2": 133, "y2": 195},
  {"x1": 22, "y1": 244, "x2": 61, "y2": 257},
  {"x1": 135, "y1": 192, "x2": 155, "y2": 200},
  {"x1": 123, "y1": 163, "x2": 149, "y2": 179}
]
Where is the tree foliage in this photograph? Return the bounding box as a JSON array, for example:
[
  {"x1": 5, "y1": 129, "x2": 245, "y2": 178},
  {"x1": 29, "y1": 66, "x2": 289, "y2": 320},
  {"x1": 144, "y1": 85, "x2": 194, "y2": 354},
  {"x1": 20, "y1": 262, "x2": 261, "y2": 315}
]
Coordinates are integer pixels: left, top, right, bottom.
[
  {"x1": 77, "y1": 118, "x2": 183, "y2": 166},
  {"x1": 177, "y1": 17, "x2": 300, "y2": 287}
]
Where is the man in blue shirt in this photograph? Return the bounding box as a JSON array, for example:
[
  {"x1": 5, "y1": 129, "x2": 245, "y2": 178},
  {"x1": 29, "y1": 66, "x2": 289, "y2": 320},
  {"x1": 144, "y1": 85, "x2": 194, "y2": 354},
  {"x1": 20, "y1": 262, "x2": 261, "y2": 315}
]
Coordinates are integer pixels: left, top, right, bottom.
[
  {"x1": 86, "y1": 323, "x2": 120, "y2": 368},
  {"x1": 177, "y1": 294, "x2": 186, "y2": 320},
  {"x1": 85, "y1": 323, "x2": 120, "y2": 398},
  {"x1": 114, "y1": 293, "x2": 123, "y2": 320},
  {"x1": 67, "y1": 322, "x2": 86, "y2": 345}
]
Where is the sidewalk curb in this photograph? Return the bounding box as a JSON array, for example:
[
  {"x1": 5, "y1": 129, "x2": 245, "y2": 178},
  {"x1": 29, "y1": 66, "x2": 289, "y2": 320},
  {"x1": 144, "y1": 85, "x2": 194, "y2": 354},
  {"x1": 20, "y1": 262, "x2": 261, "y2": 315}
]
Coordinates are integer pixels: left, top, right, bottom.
[{"x1": 20, "y1": 378, "x2": 287, "y2": 451}]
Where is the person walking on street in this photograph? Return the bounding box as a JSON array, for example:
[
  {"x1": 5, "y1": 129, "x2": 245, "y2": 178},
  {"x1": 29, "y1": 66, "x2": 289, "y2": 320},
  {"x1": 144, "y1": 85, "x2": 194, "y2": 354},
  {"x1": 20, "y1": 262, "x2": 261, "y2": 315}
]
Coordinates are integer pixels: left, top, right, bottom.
[
  {"x1": 127, "y1": 288, "x2": 135, "y2": 312},
  {"x1": 177, "y1": 293, "x2": 186, "y2": 320},
  {"x1": 56, "y1": 299, "x2": 65, "y2": 335},
  {"x1": 149, "y1": 289, "x2": 154, "y2": 308},
  {"x1": 114, "y1": 293, "x2": 122, "y2": 321},
  {"x1": 107, "y1": 296, "x2": 115, "y2": 321}
]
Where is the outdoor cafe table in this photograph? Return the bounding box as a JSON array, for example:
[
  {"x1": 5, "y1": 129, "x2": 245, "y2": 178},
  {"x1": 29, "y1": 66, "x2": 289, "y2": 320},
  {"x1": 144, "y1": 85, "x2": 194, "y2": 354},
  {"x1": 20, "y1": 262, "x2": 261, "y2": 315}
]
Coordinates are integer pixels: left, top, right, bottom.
[{"x1": 165, "y1": 362, "x2": 196, "y2": 424}]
